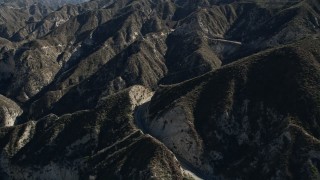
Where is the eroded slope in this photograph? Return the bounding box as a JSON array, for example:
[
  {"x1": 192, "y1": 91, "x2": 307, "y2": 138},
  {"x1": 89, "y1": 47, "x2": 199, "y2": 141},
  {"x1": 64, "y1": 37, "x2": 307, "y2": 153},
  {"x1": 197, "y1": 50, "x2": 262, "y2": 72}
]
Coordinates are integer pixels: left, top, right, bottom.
[{"x1": 147, "y1": 37, "x2": 320, "y2": 179}]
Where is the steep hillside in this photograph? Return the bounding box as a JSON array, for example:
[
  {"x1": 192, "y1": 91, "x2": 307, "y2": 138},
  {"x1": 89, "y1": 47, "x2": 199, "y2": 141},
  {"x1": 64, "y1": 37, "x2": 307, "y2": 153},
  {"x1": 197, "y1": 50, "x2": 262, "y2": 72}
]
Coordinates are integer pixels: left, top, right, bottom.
[
  {"x1": 0, "y1": 0, "x2": 319, "y2": 179},
  {"x1": 0, "y1": 86, "x2": 185, "y2": 179},
  {"x1": 147, "y1": 37, "x2": 320, "y2": 179}
]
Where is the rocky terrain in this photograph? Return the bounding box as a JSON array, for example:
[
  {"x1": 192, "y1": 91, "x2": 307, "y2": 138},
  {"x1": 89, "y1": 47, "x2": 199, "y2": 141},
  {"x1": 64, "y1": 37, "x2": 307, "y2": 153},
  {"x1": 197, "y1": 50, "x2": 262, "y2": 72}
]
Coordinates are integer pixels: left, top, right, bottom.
[
  {"x1": 0, "y1": 0, "x2": 319, "y2": 179},
  {"x1": 147, "y1": 37, "x2": 320, "y2": 179}
]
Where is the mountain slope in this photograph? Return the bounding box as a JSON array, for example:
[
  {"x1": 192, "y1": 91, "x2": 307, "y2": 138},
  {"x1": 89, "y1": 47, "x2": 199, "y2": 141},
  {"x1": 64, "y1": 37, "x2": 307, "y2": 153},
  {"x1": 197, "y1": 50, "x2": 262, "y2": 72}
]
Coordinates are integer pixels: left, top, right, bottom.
[
  {"x1": 147, "y1": 37, "x2": 320, "y2": 179},
  {"x1": 0, "y1": 86, "x2": 184, "y2": 179},
  {"x1": 0, "y1": 0, "x2": 319, "y2": 179}
]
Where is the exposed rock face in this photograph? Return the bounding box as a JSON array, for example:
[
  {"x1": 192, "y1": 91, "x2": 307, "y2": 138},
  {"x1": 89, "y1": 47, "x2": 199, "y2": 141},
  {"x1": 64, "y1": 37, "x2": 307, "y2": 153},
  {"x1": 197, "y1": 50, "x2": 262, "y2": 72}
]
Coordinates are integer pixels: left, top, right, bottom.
[
  {"x1": 0, "y1": 95, "x2": 22, "y2": 127},
  {"x1": 147, "y1": 106, "x2": 211, "y2": 174},
  {"x1": 128, "y1": 85, "x2": 154, "y2": 109},
  {"x1": 0, "y1": 0, "x2": 319, "y2": 179}
]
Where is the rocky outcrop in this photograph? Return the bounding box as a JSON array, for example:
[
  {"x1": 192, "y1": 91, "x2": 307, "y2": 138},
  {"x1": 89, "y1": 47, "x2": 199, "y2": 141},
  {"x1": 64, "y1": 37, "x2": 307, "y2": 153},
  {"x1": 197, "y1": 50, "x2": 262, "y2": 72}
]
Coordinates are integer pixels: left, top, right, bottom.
[
  {"x1": 128, "y1": 85, "x2": 154, "y2": 109},
  {"x1": 0, "y1": 95, "x2": 22, "y2": 127}
]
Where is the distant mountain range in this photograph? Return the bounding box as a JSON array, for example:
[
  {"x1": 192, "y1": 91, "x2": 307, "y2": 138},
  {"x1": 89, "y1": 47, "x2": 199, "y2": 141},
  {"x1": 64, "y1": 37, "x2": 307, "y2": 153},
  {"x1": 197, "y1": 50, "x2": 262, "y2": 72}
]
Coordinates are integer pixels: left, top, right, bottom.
[
  {"x1": 0, "y1": 0, "x2": 320, "y2": 179},
  {"x1": 0, "y1": 0, "x2": 89, "y2": 8}
]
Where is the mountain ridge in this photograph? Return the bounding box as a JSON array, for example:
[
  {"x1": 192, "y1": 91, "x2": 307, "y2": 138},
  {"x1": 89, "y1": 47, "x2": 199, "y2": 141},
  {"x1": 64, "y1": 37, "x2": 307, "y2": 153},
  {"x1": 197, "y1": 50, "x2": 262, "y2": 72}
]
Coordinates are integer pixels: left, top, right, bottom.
[{"x1": 0, "y1": 0, "x2": 319, "y2": 179}]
